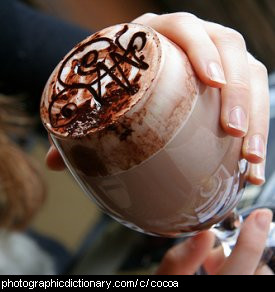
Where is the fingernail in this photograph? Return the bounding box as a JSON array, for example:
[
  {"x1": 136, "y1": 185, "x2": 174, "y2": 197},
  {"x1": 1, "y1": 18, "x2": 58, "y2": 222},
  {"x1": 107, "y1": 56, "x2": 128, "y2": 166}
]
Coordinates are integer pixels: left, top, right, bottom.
[
  {"x1": 251, "y1": 163, "x2": 265, "y2": 182},
  {"x1": 208, "y1": 62, "x2": 227, "y2": 85},
  {"x1": 247, "y1": 134, "x2": 265, "y2": 159},
  {"x1": 255, "y1": 209, "x2": 272, "y2": 229},
  {"x1": 228, "y1": 106, "x2": 247, "y2": 133}
]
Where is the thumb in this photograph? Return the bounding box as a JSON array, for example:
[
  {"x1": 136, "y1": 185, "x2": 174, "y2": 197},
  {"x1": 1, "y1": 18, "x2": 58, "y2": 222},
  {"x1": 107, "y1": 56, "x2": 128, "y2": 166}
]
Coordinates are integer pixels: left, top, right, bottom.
[{"x1": 156, "y1": 231, "x2": 215, "y2": 275}]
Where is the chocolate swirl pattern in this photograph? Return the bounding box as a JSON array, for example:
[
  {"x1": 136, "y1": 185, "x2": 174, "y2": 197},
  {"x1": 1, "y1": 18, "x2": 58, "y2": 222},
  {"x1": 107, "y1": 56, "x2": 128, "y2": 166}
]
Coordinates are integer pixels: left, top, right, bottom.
[{"x1": 47, "y1": 25, "x2": 150, "y2": 137}]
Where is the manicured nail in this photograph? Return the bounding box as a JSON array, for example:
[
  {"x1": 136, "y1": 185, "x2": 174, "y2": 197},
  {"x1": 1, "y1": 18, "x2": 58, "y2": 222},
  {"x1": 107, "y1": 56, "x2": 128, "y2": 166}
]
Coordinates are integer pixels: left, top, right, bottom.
[
  {"x1": 208, "y1": 62, "x2": 227, "y2": 85},
  {"x1": 228, "y1": 106, "x2": 247, "y2": 133},
  {"x1": 251, "y1": 162, "x2": 265, "y2": 182},
  {"x1": 247, "y1": 134, "x2": 265, "y2": 159},
  {"x1": 255, "y1": 209, "x2": 272, "y2": 229}
]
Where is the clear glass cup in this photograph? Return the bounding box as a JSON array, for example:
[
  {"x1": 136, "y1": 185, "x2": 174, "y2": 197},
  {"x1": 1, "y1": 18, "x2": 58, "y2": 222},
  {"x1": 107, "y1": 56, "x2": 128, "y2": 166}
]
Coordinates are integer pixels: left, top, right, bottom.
[{"x1": 41, "y1": 23, "x2": 247, "y2": 237}]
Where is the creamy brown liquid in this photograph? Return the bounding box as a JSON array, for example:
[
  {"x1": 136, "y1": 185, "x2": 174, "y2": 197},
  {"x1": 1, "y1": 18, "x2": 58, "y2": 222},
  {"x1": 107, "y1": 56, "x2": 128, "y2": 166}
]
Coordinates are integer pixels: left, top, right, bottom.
[{"x1": 41, "y1": 23, "x2": 246, "y2": 237}]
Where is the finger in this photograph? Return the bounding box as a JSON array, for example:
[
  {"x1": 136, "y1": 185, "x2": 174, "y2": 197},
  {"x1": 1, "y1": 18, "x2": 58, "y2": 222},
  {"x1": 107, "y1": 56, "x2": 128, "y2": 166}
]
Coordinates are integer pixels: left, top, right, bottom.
[
  {"x1": 45, "y1": 145, "x2": 66, "y2": 171},
  {"x1": 156, "y1": 231, "x2": 215, "y2": 275},
  {"x1": 218, "y1": 209, "x2": 272, "y2": 275},
  {"x1": 242, "y1": 54, "x2": 269, "y2": 164},
  {"x1": 255, "y1": 265, "x2": 274, "y2": 275},
  {"x1": 203, "y1": 245, "x2": 226, "y2": 275},
  {"x1": 247, "y1": 160, "x2": 266, "y2": 185},
  {"x1": 132, "y1": 12, "x2": 158, "y2": 24},
  {"x1": 203, "y1": 22, "x2": 250, "y2": 137},
  {"x1": 135, "y1": 13, "x2": 226, "y2": 87}
]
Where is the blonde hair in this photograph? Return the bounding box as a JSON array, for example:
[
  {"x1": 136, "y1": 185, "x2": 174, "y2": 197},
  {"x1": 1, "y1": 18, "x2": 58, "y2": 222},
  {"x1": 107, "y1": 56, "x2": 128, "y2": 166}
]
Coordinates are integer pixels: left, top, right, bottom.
[{"x1": 0, "y1": 94, "x2": 46, "y2": 230}]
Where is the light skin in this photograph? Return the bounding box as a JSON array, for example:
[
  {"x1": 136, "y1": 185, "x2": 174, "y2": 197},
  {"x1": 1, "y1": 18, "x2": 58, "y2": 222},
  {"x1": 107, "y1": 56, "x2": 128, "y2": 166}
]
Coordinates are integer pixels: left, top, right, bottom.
[
  {"x1": 45, "y1": 13, "x2": 272, "y2": 275},
  {"x1": 156, "y1": 209, "x2": 273, "y2": 275}
]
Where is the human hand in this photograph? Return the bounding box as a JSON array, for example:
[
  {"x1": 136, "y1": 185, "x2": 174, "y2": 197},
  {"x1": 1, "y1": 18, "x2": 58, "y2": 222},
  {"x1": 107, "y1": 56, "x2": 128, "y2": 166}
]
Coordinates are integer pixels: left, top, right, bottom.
[
  {"x1": 46, "y1": 12, "x2": 270, "y2": 185},
  {"x1": 132, "y1": 12, "x2": 270, "y2": 185},
  {"x1": 156, "y1": 209, "x2": 273, "y2": 275}
]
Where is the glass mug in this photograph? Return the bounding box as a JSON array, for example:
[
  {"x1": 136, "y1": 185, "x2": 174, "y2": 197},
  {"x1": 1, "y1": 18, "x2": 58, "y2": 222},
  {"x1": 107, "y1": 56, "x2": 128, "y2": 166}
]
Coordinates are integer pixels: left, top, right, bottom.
[{"x1": 40, "y1": 23, "x2": 246, "y2": 237}]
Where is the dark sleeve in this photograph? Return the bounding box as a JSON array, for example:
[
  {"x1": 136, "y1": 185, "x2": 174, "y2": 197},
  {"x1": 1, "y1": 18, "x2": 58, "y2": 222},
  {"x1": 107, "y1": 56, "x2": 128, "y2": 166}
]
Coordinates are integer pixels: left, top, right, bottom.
[{"x1": 0, "y1": 0, "x2": 90, "y2": 112}]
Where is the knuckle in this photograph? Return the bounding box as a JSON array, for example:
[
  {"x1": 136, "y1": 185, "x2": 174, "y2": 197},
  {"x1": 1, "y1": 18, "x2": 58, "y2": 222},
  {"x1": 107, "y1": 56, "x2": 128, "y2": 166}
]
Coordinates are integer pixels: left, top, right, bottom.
[
  {"x1": 229, "y1": 79, "x2": 250, "y2": 94},
  {"x1": 137, "y1": 12, "x2": 157, "y2": 23},
  {"x1": 224, "y1": 27, "x2": 242, "y2": 40},
  {"x1": 247, "y1": 54, "x2": 268, "y2": 79},
  {"x1": 134, "y1": 13, "x2": 157, "y2": 24},
  {"x1": 223, "y1": 28, "x2": 246, "y2": 48},
  {"x1": 171, "y1": 12, "x2": 198, "y2": 24},
  {"x1": 142, "y1": 12, "x2": 157, "y2": 18},
  {"x1": 247, "y1": 53, "x2": 267, "y2": 69},
  {"x1": 254, "y1": 60, "x2": 268, "y2": 76}
]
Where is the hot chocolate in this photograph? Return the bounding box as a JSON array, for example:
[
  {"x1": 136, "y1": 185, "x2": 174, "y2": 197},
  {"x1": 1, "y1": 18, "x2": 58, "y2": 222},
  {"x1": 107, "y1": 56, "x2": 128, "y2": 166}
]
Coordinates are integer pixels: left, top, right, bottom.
[
  {"x1": 41, "y1": 24, "x2": 156, "y2": 137},
  {"x1": 41, "y1": 23, "x2": 246, "y2": 237}
]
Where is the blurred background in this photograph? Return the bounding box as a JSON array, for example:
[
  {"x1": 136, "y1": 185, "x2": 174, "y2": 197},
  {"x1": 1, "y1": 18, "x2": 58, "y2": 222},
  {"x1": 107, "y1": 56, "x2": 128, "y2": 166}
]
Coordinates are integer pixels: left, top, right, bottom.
[
  {"x1": 0, "y1": 0, "x2": 274, "y2": 274},
  {"x1": 31, "y1": 0, "x2": 275, "y2": 71}
]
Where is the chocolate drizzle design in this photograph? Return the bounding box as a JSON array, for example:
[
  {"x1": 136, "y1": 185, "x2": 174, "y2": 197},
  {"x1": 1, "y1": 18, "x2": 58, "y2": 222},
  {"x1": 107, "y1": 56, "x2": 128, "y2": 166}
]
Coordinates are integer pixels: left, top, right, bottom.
[{"x1": 48, "y1": 25, "x2": 149, "y2": 137}]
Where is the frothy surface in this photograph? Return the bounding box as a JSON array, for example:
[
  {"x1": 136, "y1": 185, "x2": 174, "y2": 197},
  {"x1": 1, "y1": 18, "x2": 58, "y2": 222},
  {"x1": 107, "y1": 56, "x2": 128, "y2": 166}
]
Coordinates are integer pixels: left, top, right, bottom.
[{"x1": 41, "y1": 24, "x2": 161, "y2": 138}]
